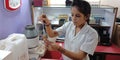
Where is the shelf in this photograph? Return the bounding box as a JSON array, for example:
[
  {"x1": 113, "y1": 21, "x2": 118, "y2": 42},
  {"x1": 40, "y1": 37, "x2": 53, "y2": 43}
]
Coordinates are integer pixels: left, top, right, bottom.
[
  {"x1": 91, "y1": 5, "x2": 115, "y2": 9},
  {"x1": 34, "y1": 5, "x2": 115, "y2": 9},
  {"x1": 90, "y1": 24, "x2": 110, "y2": 28}
]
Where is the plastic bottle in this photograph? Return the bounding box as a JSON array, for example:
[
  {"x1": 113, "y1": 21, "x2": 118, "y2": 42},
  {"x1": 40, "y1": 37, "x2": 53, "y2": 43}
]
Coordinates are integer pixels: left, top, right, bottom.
[{"x1": 24, "y1": 25, "x2": 39, "y2": 50}]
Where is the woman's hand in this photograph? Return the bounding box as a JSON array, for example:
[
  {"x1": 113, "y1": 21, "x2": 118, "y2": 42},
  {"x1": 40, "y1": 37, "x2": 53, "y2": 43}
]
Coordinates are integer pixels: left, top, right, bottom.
[
  {"x1": 49, "y1": 42, "x2": 60, "y2": 51},
  {"x1": 42, "y1": 36, "x2": 60, "y2": 51},
  {"x1": 39, "y1": 14, "x2": 51, "y2": 26}
]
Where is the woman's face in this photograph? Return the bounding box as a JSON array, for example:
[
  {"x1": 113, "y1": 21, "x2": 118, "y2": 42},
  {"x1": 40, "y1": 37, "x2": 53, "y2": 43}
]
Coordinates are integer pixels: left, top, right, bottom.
[{"x1": 71, "y1": 6, "x2": 87, "y2": 27}]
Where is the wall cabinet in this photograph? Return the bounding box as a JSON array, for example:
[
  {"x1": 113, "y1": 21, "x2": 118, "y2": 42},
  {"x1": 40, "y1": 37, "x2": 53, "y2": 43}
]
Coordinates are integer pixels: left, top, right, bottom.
[{"x1": 32, "y1": 5, "x2": 118, "y2": 45}]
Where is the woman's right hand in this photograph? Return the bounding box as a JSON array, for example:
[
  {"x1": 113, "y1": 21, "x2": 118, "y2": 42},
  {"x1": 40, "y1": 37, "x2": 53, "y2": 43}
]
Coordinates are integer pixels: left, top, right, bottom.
[{"x1": 39, "y1": 14, "x2": 51, "y2": 26}]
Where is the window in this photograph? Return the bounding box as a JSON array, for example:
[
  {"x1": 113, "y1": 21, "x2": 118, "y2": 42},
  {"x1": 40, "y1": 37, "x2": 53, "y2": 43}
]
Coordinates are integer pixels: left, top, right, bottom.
[{"x1": 49, "y1": 0, "x2": 100, "y2": 6}]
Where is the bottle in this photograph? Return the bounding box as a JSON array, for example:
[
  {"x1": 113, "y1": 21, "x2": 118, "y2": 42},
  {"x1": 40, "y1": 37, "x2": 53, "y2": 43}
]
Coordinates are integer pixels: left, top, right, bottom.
[
  {"x1": 24, "y1": 25, "x2": 39, "y2": 52},
  {"x1": 42, "y1": 0, "x2": 48, "y2": 6},
  {"x1": 36, "y1": 22, "x2": 44, "y2": 40}
]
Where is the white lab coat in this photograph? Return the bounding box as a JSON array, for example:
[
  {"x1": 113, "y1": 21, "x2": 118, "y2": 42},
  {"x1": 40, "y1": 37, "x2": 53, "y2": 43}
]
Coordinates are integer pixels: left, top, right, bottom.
[{"x1": 56, "y1": 21, "x2": 98, "y2": 60}]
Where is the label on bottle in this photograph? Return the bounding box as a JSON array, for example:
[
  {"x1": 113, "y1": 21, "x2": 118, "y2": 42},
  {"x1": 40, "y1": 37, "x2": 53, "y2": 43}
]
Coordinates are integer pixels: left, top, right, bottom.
[{"x1": 27, "y1": 36, "x2": 39, "y2": 49}]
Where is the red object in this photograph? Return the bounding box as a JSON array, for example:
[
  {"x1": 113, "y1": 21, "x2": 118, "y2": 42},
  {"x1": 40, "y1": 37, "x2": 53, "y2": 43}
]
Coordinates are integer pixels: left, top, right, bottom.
[
  {"x1": 42, "y1": 50, "x2": 62, "y2": 59},
  {"x1": 41, "y1": 42, "x2": 63, "y2": 60},
  {"x1": 95, "y1": 44, "x2": 120, "y2": 54},
  {"x1": 33, "y1": 0, "x2": 43, "y2": 7},
  {"x1": 42, "y1": 42, "x2": 120, "y2": 60},
  {"x1": 95, "y1": 44, "x2": 120, "y2": 60},
  {"x1": 106, "y1": 55, "x2": 120, "y2": 60},
  {"x1": 4, "y1": 0, "x2": 21, "y2": 11}
]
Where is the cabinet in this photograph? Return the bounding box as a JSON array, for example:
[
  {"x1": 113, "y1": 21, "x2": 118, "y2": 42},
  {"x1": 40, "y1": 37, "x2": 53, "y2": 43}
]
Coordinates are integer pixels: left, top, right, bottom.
[
  {"x1": 32, "y1": 5, "x2": 118, "y2": 45},
  {"x1": 113, "y1": 23, "x2": 120, "y2": 47}
]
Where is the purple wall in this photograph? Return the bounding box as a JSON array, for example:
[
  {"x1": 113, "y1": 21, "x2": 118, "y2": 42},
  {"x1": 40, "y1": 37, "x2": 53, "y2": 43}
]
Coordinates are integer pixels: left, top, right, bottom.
[{"x1": 0, "y1": 0, "x2": 32, "y2": 39}]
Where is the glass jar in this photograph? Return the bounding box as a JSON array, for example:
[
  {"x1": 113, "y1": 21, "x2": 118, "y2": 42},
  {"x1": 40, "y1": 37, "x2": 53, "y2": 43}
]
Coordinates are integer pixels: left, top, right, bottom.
[{"x1": 36, "y1": 23, "x2": 44, "y2": 40}]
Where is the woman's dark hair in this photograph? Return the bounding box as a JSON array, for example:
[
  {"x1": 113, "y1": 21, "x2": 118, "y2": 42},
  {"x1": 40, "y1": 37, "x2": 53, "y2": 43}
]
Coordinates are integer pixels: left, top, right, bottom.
[{"x1": 71, "y1": 0, "x2": 91, "y2": 24}]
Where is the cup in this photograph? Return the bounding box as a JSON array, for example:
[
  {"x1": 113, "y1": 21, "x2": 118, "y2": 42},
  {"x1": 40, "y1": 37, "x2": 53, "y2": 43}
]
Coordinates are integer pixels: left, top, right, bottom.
[{"x1": 47, "y1": 36, "x2": 57, "y2": 43}]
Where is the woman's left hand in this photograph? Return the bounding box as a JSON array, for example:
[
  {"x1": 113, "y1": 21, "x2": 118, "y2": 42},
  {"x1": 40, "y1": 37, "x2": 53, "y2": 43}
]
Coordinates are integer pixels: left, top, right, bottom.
[{"x1": 42, "y1": 36, "x2": 60, "y2": 51}]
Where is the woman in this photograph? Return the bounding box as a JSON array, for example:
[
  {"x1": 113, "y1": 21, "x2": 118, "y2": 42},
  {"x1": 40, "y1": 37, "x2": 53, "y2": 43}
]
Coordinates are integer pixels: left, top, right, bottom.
[{"x1": 40, "y1": 0, "x2": 98, "y2": 60}]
